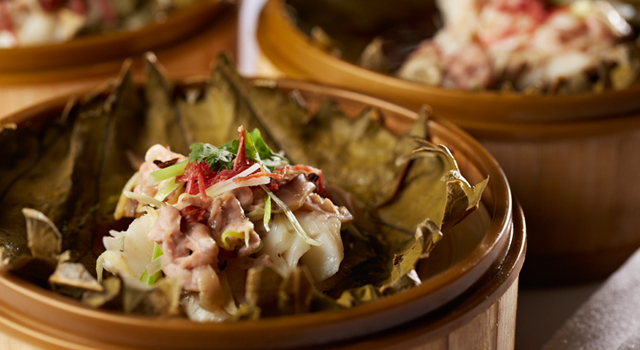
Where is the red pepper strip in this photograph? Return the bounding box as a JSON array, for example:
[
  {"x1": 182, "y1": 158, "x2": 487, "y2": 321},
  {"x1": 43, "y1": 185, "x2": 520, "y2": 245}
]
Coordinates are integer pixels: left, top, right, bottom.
[
  {"x1": 38, "y1": 0, "x2": 65, "y2": 12},
  {"x1": 184, "y1": 162, "x2": 215, "y2": 196},
  {"x1": 179, "y1": 205, "x2": 207, "y2": 231},
  {"x1": 0, "y1": 2, "x2": 14, "y2": 34},
  {"x1": 96, "y1": 0, "x2": 116, "y2": 26},
  {"x1": 316, "y1": 170, "x2": 328, "y2": 197},
  {"x1": 233, "y1": 126, "x2": 248, "y2": 171},
  {"x1": 70, "y1": 0, "x2": 86, "y2": 15},
  {"x1": 197, "y1": 171, "x2": 207, "y2": 201},
  {"x1": 246, "y1": 171, "x2": 282, "y2": 181}
]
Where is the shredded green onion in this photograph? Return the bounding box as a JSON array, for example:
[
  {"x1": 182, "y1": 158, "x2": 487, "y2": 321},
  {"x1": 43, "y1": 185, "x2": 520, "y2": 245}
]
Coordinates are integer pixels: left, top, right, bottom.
[
  {"x1": 260, "y1": 185, "x2": 320, "y2": 246},
  {"x1": 148, "y1": 160, "x2": 188, "y2": 184},
  {"x1": 124, "y1": 191, "x2": 165, "y2": 209},
  {"x1": 263, "y1": 194, "x2": 271, "y2": 232},
  {"x1": 114, "y1": 172, "x2": 140, "y2": 220},
  {"x1": 219, "y1": 230, "x2": 245, "y2": 251},
  {"x1": 140, "y1": 242, "x2": 163, "y2": 285},
  {"x1": 154, "y1": 178, "x2": 182, "y2": 202},
  {"x1": 205, "y1": 163, "x2": 263, "y2": 197}
]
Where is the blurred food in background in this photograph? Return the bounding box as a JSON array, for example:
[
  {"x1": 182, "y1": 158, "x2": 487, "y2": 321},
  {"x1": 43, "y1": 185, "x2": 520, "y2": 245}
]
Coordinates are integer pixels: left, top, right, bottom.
[
  {"x1": 287, "y1": 0, "x2": 640, "y2": 94},
  {"x1": 0, "y1": 0, "x2": 200, "y2": 47}
]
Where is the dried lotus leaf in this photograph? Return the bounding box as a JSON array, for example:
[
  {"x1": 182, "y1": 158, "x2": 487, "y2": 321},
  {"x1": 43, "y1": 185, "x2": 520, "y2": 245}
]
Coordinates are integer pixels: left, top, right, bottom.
[
  {"x1": 319, "y1": 223, "x2": 391, "y2": 297},
  {"x1": 182, "y1": 293, "x2": 236, "y2": 322},
  {"x1": 382, "y1": 145, "x2": 484, "y2": 236},
  {"x1": 379, "y1": 218, "x2": 442, "y2": 287},
  {"x1": 359, "y1": 36, "x2": 389, "y2": 73},
  {"x1": 441, "y1": 175, "x2": 488, "y2": 232},
  {"x1": 132, "y1": 276, "x2": 182, "y2": 316},
  {"x1": 22, "y1": 208, "x2": 62, "y2": 261},
  {"x1": 245, "y1": 265, "x2": 283, "y2": 318},
  {"x1": 142, "y1": 53, "x2": 190, "y2": 156},
  {"x1": 0, "y1": 126, "x2": 39, "y2": 198},
  {"x1": 380, "y1": 269, "x2": 422, "y2": 296},
  {"x1": 243, "y1": 86, "x2": 426, "y2": 206},
  {"x1": 176, "y1": 79, "x2": 235, "y2": 146},
  {"x1": 0, "y1": 115, "x2": 74, "y2": 264},
  {"x1": 336, "y1": 284, "x2": 382, "y2": 308},
  {"x1": 377, "y1": 150, "x2": 450, "y2": 231},
  {"x1": 609, "y1": 43, "x2": 640, "y2": 90},
  {"x1": 196, "y1": 266, "x2": 237, "y2": 315},
  {"x1": 98, "y1": 61, "x2": 148, "y2": 227},
  {"x1": 212, "y1": 53, "x2": 302, "y2": 153},
  {"x1": 277, "y1": 267, "x2": 314, "y2": 315},
  {"x1": 49, "y1": 261, "x2": 103, "y2": 293},
  {"x1": 82, "y1": 277, "x2": 121, "y2": 308},
  {"x1": 120, "y1": 275, "x2": 155, "y2": 313},
  {"x1": 277, "y1": 267, "x2": 344, "y2": 314}
]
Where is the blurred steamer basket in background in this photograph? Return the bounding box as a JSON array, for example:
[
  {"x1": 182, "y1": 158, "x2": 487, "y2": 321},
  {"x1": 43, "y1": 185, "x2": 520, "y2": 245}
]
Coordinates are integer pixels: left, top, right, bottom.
[
  {"x1": 0, "y1": 0, "x2": 237, "y2": 121},
  {"x1": 253, "y1": 0, "x2": 640, "y2": 286}
]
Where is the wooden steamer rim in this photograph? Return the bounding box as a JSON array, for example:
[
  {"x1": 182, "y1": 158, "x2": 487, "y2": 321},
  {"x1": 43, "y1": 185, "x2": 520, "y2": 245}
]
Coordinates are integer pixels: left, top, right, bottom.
[
  {"x1": 0, "y1": 0, "x2": 230, "y2": 85},
  {"x1": 0, "y1": 79, "x2": 524, "y2": 350},
  {"x1": 256, "y1": 0, "x2": 640, "y2": 140}
]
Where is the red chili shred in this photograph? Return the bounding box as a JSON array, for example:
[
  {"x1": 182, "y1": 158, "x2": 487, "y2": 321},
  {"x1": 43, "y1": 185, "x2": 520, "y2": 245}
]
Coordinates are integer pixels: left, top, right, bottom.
[{"x1": 179, "y1": 205, "x2": 207, "y2": 231}]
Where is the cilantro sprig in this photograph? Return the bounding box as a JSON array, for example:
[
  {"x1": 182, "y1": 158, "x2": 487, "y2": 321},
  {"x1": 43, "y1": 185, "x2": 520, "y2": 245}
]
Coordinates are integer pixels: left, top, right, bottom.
[
  {"x1": 189, "y1": 128, "x2": 288, "y2": 172},
  {"x1": 188, "y1": 143, "x2": 235, "y2": 171}
]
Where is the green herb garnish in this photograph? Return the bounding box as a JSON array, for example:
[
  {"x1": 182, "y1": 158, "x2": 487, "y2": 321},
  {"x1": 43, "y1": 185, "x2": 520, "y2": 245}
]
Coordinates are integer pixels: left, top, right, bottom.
[
  {"x1": 188, "y1": 143, "x2": 236, "y2": 171},
  {"x1": 194, "y1": 128, "x2": 288, "y2": 173}
]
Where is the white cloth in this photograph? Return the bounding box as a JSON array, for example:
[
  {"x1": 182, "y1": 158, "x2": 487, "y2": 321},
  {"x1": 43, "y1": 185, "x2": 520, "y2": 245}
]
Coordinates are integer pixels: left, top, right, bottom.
[{"x1": 542, "y1": 249, "x2": 640, "y2": 350}]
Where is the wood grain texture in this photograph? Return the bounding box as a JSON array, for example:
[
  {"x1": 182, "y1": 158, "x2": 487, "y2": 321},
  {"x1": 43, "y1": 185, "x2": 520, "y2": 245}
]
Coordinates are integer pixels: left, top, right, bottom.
[
  {"x1": 483, "y1": 129, "x2": 640, "y2": 284},
  {"x1": 0, "y1": 337, "x2": 39, "y2": 350}
]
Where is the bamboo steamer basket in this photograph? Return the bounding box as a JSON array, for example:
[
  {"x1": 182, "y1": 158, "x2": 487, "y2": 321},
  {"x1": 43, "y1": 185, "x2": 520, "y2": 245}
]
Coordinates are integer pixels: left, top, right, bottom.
[
  {"x1": 0, "y1": 0, "x2": 237, "y2": 121},
  {"x1": 0, "y1": 79, "x2": 525, "y2": 350},
  {"x1": 255, "y1": 0, "x2": 640, "y2": 285}
]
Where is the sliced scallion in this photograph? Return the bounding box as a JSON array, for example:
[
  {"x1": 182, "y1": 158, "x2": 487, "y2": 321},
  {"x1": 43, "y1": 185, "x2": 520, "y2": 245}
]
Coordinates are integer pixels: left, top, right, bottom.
[
  {"x1": 220, "y1": 230, "x2": 245, "y2": 251},
  {"x1": 148, "y1": 160, "x2": 188, "y2": 184},
  {"x1": 124, "y1": 191, "x2": 165, "y2": 209},
  {"x1": 140, "y1": 242, "x2": 163, "y2": 285},
  {"x1": 154, "y1": 178, "x2": 182, "y2": 202},
  {"x1": 260, "y1": 185, "x2": 320, "y2": 246},
  {"x1": 263, "y1": 194, "x2": 271, "y2": 232}
]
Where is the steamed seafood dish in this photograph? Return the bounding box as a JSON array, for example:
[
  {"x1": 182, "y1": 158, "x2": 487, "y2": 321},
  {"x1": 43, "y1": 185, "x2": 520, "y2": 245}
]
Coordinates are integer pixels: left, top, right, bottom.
[
  {"x1": 0, "y1": 54, "x2": 486, "y2": 320},
  {"x1": 100, "y1": 128, "x2": 354, "y2": 320},
  {"x1": 394, "y1": 0, "x2": 639, "y2": 93},
  {"x1": 0, "y1": 0, "x2": 199, "y2": 47}
]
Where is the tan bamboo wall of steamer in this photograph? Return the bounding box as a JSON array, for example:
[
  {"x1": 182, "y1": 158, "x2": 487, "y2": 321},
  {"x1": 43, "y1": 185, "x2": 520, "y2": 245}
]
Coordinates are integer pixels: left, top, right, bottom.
[
  {"x1": 482, "y1": 127, "x2": 640, "y2": 285},
  {"x1": 0, "y1": 2, "x2": 238, "y2": 121},
  {"x1": 0, "y1": 281, "x2": 517, "y2": 350}
]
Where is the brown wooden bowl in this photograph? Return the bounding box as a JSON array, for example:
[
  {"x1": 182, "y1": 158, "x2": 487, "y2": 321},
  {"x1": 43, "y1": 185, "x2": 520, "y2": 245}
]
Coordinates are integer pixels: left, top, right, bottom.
[
  {"x1": 256, "y1": 0, "x2": 640, "y2": 285},
  {"x1": 0, "y1": 79, "x2": 524, "y2": 349},
  {"x1": 256, "y1": 0, "x2": 640, "y2": 135},
  {"x1": 0, "y1": 0, "x2": 229, "y2": 84}
]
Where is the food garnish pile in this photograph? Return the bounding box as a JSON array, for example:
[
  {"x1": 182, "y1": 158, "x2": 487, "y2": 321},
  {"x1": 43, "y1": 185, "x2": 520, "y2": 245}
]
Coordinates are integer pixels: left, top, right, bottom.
[
  {"x1": 290, "y1": 0, "x2": 640, "y2": 94},
  {"x1": 0, "y1": 0, "x2": 199, "y2": 48},
  {"x1": 393, "y1": 0, "x2": 639, "y2": 93},
  {"x1": 0, "y1": 53, "x2": 487, "y2": 321}
]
